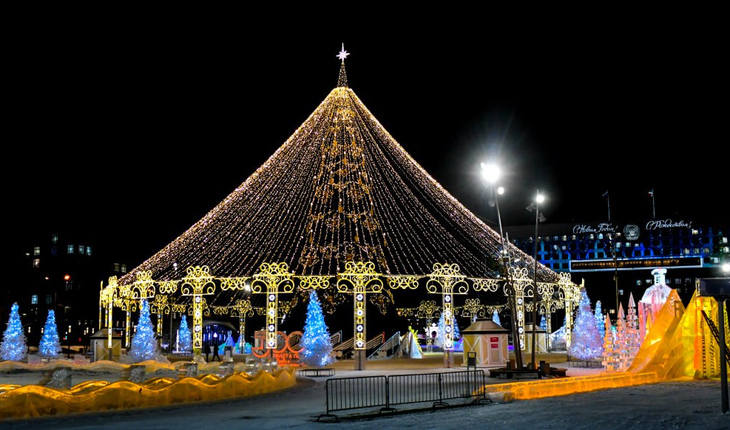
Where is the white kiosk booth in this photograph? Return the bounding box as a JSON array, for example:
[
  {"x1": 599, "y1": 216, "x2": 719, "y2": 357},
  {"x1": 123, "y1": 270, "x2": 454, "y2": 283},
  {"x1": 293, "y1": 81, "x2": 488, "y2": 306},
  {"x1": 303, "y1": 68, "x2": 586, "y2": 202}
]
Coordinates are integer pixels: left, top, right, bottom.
[{"x1": 461, "y1": 319, "x2": 509, "y2": 367}]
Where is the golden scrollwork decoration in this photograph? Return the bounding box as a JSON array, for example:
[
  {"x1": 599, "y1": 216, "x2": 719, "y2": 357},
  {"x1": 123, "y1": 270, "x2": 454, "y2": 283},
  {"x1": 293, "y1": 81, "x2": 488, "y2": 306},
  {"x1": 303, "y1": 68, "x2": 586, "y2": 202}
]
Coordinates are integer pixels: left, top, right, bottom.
[
  {"x1": 416, "y1": 300, "x2": 440, "y2": 319},
  {"x1": 220, "y1": 277, "x2": 251, "y2": 291},
  {"x1": 211, "y1": 305, "x2": 229, "y2": 316},
  {"x1": 472, "y1": 277, "x2": 501, "y2": 292},
  {"x1": 337, "y1": 261, "x2": 383, "y2": 293},
  {"x1": 387, "y1": 275, "x2": 420, "y2": 290},
  {"x1": 297, "y1": 275, "x2": 332, "y2": 290},
  {"x1": 230, "y1": 299, "x2": 254, "y2": 318},
  {"x1": 158, "y1": 280, "x2": 178, "y2": 295},
  {"x1": 151, "y1": 294, "x2": 170, "y2": 315},
  {"x1": 171, "y1": 303, "x2": 187, "y2": 314},
  {"x1": 180, "y1": 266, "x2": 216, "y2": 296},
  {"x1": 459, "y1": 298, "x2": 486, "y2": 319},
  {"x1": 396, "y1": 308, "x2": 415, "y2": 318},
  {"x1": 425, "y1": 263, "x2": 468, "y2": 295},
  {"x1": 131, "y1": 270, "x2": 156, "y2": 300}
]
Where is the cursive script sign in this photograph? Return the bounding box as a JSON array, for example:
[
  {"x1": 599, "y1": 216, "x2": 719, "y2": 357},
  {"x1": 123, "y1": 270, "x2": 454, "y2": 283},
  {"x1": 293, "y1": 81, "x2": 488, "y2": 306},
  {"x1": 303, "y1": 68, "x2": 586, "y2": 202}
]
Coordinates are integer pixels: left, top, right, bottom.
[
  {"x1": 646, "y1": 219, "x2": 692, "y2": 230},
  {"x1": 573, "y1": 223, "x2": 617, "y2": 235}
]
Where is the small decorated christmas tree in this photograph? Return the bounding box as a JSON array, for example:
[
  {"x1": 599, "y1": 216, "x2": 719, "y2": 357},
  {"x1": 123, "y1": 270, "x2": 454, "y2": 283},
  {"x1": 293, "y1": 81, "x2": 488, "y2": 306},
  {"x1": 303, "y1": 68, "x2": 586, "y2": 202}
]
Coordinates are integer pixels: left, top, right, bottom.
[
  {"x1": 299, "y1": 290, "x2": 333, "y2": 367},
  {"x1": 594, "y1": 300, "x2": 605, "y2": 340},
  {"x1": 127, "y1": 299, "x2": 159, "y2": 362},
  {"x1": 492, "y1": 309, "x2": 501, "y2": 326},
  {"x1": 1, "y1": 303, "x2": 28, "y2": 361},
  {"x1": 568, "y1": 289, "x2": 603, "y2": 360},
  {"x1": 602, "y1": 313, "x2": 617, "y2": 371},
  {"x1": 178, "y1": 315, "x2": 192, "y2": 353},
  {"x1": 39, "y1": 309, "x2": 62, "y2": 358}
]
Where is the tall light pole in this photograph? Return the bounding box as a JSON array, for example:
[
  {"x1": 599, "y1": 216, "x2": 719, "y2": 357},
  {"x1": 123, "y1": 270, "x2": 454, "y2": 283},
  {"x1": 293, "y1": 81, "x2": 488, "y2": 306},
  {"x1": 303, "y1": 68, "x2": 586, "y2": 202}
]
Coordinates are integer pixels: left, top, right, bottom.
[
  {"x1": 481, "y1": 163, "x2": 523, "y2": 370},
  {"x1": 528, "y1": 190, "x2": 545, "y2": 369}
]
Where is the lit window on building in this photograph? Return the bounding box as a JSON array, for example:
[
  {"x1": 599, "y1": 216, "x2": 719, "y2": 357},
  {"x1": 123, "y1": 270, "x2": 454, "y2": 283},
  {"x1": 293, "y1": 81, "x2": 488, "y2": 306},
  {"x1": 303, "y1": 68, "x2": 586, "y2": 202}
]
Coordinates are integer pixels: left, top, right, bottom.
[
  {"x1": 67, "y1": 244, "x2": 74, "y2": 254},
  {"x1": 46, "y1": 295, "x2": 53, "y2": 305},
  {"x1": 86, "y1": 246, "x2": 92, "y2": 256},
  {"x1": 79, "y1": 245, "x2": 85, "y2": 255},
  {"x1": 31, "y1": 294, "x2": 38, "y2": 304},
  {"x1": 52, "y1": 234, "x2": 58, "y2": 243},
  {"x1": 32, "y1": 258, "x2": 40, "y2": 268},
  {"x1": 114, "y1": 263, "x2": 120, "y2": 272},
  {"x1": 33, "y1": 246, "x2": 40, "y2": 256},
  {"x1": 121, "y1": 264, "x2": 127, "y2": 273}
]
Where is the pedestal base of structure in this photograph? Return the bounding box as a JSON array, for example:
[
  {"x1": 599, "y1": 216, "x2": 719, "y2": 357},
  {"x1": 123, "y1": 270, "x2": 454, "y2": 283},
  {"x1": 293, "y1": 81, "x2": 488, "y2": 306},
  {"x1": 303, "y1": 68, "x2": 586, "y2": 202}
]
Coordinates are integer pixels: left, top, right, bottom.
[
  {"x1": 443, "y1": 350, "x2": 454, "y2": 368},
  {"x1": 353, "y1": 350, "x2": 366, "y2": 370}
]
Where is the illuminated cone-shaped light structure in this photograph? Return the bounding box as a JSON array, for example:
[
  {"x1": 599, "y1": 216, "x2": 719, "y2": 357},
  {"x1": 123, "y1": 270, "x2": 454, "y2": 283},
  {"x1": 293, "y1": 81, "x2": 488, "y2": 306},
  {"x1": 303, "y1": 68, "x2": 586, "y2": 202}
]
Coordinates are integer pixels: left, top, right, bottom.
[{"x1": 103, "y1": 45, "x2": 572, "y2": 368}]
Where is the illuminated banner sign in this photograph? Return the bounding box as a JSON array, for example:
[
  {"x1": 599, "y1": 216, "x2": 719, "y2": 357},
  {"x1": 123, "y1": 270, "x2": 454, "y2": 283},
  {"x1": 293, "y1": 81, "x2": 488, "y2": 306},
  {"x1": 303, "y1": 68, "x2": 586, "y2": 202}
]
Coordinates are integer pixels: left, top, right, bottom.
[
  {"x1": 571, "y1": 257, "x2": 703, "y2": 272},
  {"x1": 571, "y1": 219, "x2": 693, "y2": 237},
  {"x1": 645, "y1": 219, "x2": 692, "y2": 230},
  {"x1": 572, "y1": 223, "x2": 616, "y2": 235}
]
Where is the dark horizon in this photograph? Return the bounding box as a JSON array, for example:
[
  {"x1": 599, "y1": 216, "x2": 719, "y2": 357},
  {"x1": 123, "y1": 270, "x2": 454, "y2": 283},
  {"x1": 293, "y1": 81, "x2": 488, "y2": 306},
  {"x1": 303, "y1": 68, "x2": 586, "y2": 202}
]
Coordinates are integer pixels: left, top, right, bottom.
[{"x1": 8, "y1": 22, "x2": 725, "y2": 272}]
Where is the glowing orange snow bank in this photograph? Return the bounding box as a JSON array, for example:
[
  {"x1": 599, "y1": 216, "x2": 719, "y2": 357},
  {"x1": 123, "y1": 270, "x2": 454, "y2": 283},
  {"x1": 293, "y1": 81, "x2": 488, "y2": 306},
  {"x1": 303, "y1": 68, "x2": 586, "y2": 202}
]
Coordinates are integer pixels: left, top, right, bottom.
[
  {"x1": 484, "y1": 371, "x2": 661, "y2": 400},
  {"x1": 0, "y1": 361, "x2": 296, "y2": 420},
  {"x1": 485, "y1": 290, "x2": 725, "y2": 401}
]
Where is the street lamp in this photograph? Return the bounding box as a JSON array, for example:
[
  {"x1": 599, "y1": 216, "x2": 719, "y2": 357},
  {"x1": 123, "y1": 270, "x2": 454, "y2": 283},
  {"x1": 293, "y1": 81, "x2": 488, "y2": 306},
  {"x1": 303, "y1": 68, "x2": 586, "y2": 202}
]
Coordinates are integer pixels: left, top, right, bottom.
[
  {"x1": 481, "y1": 162, "x2": 524, "y2": 370},
  {"x1": 527, "y1": 190, "x2": 545, "y2": 369}
]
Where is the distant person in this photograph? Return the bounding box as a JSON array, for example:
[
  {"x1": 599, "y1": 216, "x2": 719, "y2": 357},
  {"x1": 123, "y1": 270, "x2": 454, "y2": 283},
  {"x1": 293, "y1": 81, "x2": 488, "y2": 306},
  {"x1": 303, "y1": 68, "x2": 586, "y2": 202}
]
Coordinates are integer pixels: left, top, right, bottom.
[
  {"x1": 212, "y1": 343, "x2": 221, "y2": 362},
  {"x1": 204, "y1": 344, "x2": 211, "y2": 361}
]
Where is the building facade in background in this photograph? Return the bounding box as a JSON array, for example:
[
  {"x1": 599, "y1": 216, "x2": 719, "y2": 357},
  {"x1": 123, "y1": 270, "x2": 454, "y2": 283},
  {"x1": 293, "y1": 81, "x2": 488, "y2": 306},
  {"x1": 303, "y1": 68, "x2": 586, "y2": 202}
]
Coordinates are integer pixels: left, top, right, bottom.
[
  {"x1": 506, "y1": 217, "x2": 729, "y2": 319},
  {"x1": 7, "y1": 232, "x2": 128, "y2": 353}
]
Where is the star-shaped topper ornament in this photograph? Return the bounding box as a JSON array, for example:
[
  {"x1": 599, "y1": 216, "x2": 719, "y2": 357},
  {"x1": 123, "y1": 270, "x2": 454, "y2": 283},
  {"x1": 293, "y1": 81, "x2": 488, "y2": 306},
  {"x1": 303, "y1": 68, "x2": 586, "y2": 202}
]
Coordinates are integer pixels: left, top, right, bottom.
[{"x1": 337, "y1": 43, "x2": 349, "y2": 63}]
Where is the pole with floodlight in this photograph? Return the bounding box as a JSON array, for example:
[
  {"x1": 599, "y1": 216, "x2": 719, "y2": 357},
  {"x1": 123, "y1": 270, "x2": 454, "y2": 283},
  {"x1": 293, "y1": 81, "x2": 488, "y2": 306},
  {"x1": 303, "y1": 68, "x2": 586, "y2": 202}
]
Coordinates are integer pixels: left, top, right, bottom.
[
  {"x1": 529, "y1": 190, "x2": 545, "y2": 369},
  {"x1": 481, "y1": 162, "x2": 524, "y2": 370}
]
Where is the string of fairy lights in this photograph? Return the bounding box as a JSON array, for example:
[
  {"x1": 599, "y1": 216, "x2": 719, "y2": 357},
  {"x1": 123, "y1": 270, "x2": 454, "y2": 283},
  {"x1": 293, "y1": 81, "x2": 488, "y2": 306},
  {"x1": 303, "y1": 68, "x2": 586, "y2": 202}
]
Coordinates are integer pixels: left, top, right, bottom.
[{"x1": 103, "y1": 45, "x2": 577, "y2": 354}]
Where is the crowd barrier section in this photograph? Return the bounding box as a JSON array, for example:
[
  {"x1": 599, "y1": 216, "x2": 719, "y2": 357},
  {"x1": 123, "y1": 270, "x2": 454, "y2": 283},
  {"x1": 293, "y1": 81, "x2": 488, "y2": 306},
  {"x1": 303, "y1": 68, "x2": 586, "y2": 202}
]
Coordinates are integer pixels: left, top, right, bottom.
[{"x1": 318, "y1": 370, "x2": 491, "y2": 422}]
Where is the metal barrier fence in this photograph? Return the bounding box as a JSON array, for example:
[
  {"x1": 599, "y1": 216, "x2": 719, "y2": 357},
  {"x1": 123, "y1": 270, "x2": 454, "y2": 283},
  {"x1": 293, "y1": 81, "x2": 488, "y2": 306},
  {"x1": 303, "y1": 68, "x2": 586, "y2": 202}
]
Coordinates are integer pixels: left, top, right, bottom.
[{"x1": 318, "y1": 370, "x2": 491, "y2": 421}]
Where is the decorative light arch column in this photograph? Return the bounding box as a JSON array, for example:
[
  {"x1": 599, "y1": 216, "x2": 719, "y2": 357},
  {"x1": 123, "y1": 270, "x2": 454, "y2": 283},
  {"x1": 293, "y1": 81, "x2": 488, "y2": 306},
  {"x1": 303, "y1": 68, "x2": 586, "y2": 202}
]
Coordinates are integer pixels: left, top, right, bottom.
[
  {"x1": 220, "y1": 277, "x2": 254, "y2": 352},
  {"x1": 559, "y1": 273, "x2": 581, "y2": 349},
  {"x1": 426, "y1": 263, "x2": 468, "y2": 367},
  {"x1": 230, "y1": 299, "x2": 254, "y2": 352},
  {"x1": 180, "y1": 266, "x2": 216, "y2": 357},
  {"x1": 131, "y1": 271, "x2": 157, "y2": 333},
  {"x1": 251, "y1": 262, "x2": 293, "y2": 350},
  {"x1": 100, "y1": 276, "x2": 119, "y2": 349},
  {"x1": 510, "y1": 266, "x2": 531, "y2": 351},
  {"x1": 337, "y1": 261, "x2": 383, "y2": 370},
  {"x1": 116, "y1": 283, "x2": 136, "y2": 348}
]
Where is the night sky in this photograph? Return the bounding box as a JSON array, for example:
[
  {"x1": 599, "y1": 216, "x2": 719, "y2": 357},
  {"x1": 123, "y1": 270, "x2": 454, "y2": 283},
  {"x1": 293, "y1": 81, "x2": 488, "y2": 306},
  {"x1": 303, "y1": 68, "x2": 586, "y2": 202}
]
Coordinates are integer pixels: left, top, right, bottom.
[{"x1": 8, "y1": 16, "x2": 725, "y2": 270}]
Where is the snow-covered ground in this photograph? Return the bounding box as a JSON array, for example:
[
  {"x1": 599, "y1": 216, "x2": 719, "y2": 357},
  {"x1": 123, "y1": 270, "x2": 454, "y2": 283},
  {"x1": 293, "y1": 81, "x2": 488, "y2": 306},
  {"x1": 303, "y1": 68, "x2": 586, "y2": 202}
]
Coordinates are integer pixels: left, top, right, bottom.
[{"x1": 1, "y1": 353, "x2": 727, "y2": 429}]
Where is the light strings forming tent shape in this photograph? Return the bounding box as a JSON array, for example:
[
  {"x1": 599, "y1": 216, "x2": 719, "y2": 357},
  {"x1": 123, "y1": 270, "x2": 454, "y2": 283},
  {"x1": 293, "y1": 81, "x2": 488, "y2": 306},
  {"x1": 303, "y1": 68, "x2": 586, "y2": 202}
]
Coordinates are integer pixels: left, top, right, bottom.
[{"x1": 102, "y1": 45, "x2": 576, "y2": 364}]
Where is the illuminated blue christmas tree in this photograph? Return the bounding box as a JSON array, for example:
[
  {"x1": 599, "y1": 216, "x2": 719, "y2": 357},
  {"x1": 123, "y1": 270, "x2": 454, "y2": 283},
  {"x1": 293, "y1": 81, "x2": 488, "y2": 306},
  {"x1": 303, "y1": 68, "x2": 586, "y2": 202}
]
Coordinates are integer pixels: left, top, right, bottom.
[
  {"x1": 127, "y1": 299, "x2": 159, "y2": 362},
  {"x1": 539, "y1": 315, "x2": 547, "y2": 331},
  {"x1": 39, "y1": 309, "x2": 62, "y2": 358},
  {"x1": 178, "y1": 315, "x2": 192, "y2": 353},
  {"x1": 594, "y1": 300, "x2": 605, "y2": 340},
  {"x1": 1, "y1": 303, "x2": 28, "y2": 361},
  {"x1": 492, "y1": 309, "x2": 501, "y2": 326},
  {"x1": 299, "y1": 290, "x2": 333, "y2": 367},
  {"x1": 568, "y1": 289, "x2": 604, "y2": 360}
]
